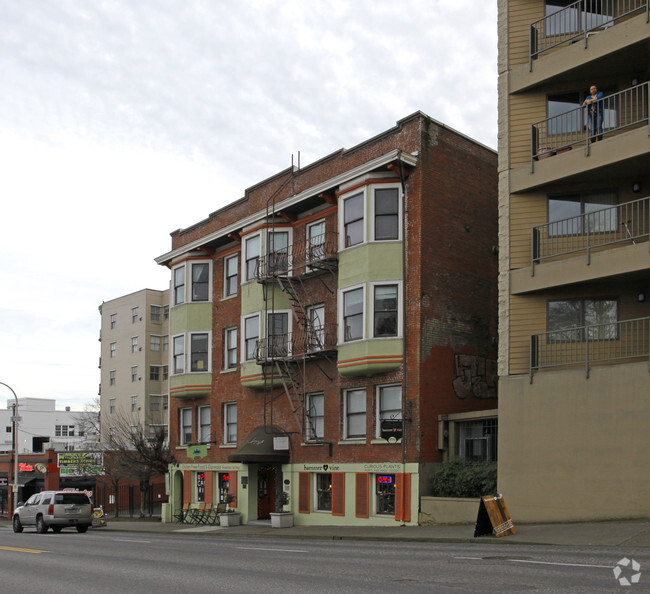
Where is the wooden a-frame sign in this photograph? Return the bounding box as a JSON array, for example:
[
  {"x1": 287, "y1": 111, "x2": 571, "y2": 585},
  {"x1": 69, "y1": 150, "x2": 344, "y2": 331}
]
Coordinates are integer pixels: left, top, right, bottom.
[{"x1": 474, "y1": 494, "x2": 516, "y2": 538}]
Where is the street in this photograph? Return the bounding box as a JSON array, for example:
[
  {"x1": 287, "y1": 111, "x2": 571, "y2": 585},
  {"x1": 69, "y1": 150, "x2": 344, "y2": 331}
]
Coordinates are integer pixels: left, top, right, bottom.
[{"x1": 0, "y1": 525, "x2": 647, "y2": 592}]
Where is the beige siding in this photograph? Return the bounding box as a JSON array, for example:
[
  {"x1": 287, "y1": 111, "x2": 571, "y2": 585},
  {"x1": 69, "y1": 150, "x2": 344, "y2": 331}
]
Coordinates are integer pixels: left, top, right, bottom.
[
  {"x1": 508, "y1": 293, "x2": 546, "y2": 374},
  {"x1": 508, "y1": 0, "x2": 544, "y2": 68},
  {"x1": 510, "y1": 191, "x2": 546, "y2": 269},
  {"x1": 509, "y1": 93, "x2": 545, "y2": 167}
]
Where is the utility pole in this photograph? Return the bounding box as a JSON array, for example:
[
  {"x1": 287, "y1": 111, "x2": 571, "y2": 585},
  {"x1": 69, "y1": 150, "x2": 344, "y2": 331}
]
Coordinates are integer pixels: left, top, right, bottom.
[{"x1": 0, "y1": 383, "x2": 19, "y2": 513}]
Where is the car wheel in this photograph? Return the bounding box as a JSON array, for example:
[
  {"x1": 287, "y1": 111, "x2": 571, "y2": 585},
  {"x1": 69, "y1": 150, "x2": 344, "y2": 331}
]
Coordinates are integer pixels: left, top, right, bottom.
[
  {"x1": 76, "y1": 525, "x2": 89, "y2": 533},
  {"x1": 51, "y1": 526, "x2": 63, "y2": 533},
  {"x1": 12, "y1": 515, "x2": 23, "y2": 533},
  {"x1": 36, "y1": 515, "x2": 48, "y2": 534}
]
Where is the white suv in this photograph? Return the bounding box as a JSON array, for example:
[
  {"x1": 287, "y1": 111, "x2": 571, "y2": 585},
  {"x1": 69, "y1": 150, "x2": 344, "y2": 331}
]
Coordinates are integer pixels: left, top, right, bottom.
[{"x1": 13, "y1": 490, "x2": 93, "y2": 534}]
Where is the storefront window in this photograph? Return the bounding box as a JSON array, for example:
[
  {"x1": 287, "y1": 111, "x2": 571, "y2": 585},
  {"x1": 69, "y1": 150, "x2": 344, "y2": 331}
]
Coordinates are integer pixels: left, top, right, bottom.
[
  {"x1": 196, "y1": 471, "x2": 205, "y2": 502},
  {"x1": 218, "y1": 472, "x2": 230, "y2": 503},
  {"x1": 316, "y1": 473, "x2": 332, "y2": 511},
  {"x1": 376, "y1": 474, "x2": 395, "y2": 515}
]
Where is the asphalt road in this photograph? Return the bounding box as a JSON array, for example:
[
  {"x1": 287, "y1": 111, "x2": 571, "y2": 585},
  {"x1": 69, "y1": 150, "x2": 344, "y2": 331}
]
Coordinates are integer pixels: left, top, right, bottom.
[{"x1": 1, "y1": 526, "x2": 648, "y2": 592}]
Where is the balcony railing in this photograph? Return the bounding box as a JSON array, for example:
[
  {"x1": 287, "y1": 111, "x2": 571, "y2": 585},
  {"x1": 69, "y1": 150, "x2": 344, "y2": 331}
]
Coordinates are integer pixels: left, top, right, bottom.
[
  {"x1": 256, "y1": 232, "x2": 338, "y2": 280},
  {"x1": 532, "y1": 195, "x2": 650, "y2": 268},
  {"x1": 530, "y1": 316, "x2": 650, "y2": 378},
  {"x1": 531, "y1": 83, "x2": 649, "y2": 164},
  {"x1": 255, "y1": 324, "x2": 337, "y2": 363},
  {"x1": 530, "y1": 0, "x2": 648, "y2": 67}
]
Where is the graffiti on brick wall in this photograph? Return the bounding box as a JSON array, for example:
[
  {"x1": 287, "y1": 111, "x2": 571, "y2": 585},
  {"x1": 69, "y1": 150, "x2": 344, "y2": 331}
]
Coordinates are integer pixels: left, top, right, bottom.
[{"x1": 452, "y1": 354, "x2": 497, "y2": 399}]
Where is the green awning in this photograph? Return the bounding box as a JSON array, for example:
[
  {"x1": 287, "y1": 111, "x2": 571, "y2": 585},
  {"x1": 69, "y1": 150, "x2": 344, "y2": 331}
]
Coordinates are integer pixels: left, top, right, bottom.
[{"x1": 228, "y1": 426, "x2": 290, "y2": 463}]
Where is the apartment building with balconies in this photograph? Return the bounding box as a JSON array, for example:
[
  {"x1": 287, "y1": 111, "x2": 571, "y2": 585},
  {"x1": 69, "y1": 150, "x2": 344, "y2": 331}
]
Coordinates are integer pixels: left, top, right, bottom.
[
  {"x1": 98, "y1": 288, "x2": 170, "y2": 443},
  {"x1": 498, "y1": 0, "x2": 650, "y2": 522},
  {"x1": 156, "y1": 112, "x2": 498, "y2": 526}
]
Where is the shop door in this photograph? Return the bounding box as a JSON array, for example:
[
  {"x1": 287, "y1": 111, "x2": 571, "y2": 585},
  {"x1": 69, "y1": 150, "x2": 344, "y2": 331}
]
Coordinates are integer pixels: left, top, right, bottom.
[{"x1": 257, "y1": 465, "x2": 276, "y2": 519}]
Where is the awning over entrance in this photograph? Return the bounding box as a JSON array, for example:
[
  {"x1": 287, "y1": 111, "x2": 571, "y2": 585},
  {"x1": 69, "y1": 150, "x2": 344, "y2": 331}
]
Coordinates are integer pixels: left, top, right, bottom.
[{"x1": 228, "y1": 426, "x2": 290, "y2": 464}]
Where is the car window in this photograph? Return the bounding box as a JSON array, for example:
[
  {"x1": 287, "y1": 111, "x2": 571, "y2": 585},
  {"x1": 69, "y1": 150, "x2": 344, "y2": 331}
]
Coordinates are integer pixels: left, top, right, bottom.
[
  {"x1": 54, "y1": 493, "x2": 91, "y2": 505},
  {"x1": 41, "y1": 495, "x2": 52, "y2": 505},
  {"x1": 26, "y1": 494, "x2": 39, "y2": 505}
]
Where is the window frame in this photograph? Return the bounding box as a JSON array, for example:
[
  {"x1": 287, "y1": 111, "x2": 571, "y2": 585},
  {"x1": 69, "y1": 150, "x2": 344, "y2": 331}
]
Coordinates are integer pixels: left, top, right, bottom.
[
  {"x1": 375, "y1": 384, "x2": 403, "y2": 439},
  {"x1": 131, "y1": 307, "x2": 139, "y2": 324},
  {"x1": 244, "y1": 233, "x2": 261, "y2": 282},
  {"x1": 191, "y1": 261, "x2": 211, "y2": 302},
  {"x1": 224, "y1": 326, "x2": 238, "y2": 370},
  {"x1": 267, "y1": 228, "x2": 292, "y2": 275},
  {"x1": 110, "y1": 313, "x2": 116, "y2": 329},
  {"x1": 198, "y1": 405, "x2": 211, "y2": 444},
  {"x1": 150, "y1": 335, "x2": 162, "y2": 351},
  {"x1": 547, "y1": 298, "x2": 618, "y2": 342},
  {"x1": 374, "y1": 473, "x2": 396, "y2": 516},
  {"x1": 340, "y1": 190, "x2": 366, "y2": 249},
  {"x1": 242, "y1": 313, "x2": 260, "y2": 362},
  {"x1": 307, "y1": 303, "x2": 325, "y2": 351},
  {"x1": 371, "y1": 185, "x2": 401, "y2": 242},
  {"x1": 305, "y1": 392, "x2": 324, "y2": 442},
  {"x1": 315, "y1": 473, "x2": 333, "y2": 512},
  {"x1": 173, "y1": 264, "x2": 186, "y2": 306},
  {"x1": 131, "y1": 336, "x2": 138, "y2": 353},
  {"x1": 109, "y1": 342, "x2": 116, "y2": 358},
  {"x1": 224, "y1": 402, "x2": 237, "y2": 445},
  {"x1": 547, "y1": 191, "x2": 617, "y2": 237},
  {"x1": 189, "y1": 331, "x2": 211, "y2": 373},
  {"x1": 370, "y1": 281, "x2": 402, "y2": 339},
  {"x1": 150, "y1": 305, "x2": 161, "y2": 322},
  {"x1": 109, "y1": 398, "x2": 115, "y2": 414},
  {"x1": 131, "y1": 366, "x2": 138, "y2": 382},
  {"x1": 172, "y1": 334, "x2": 185, "y2": 374},
  {"x1": 179, "y1": 408, "x2": 192, "y2": 446},
  {"x1": 339, "y1": 284, "x2": 365, "y2": 343},
  {"x1": 131, "y1": 395, "x2": 137, "y2": 412},
  {"x1": 344, "y1": 388, "x2": 367, "y2": 440},
  {"x1": 266, "y1": 310, "x2": 291, "y2": 358},
  {"x1": 224, "y1": 253, "x2": 239, "y2": 297},
  {"x1": 306, "y1": 219, "x2": 326, "y2": 264}
]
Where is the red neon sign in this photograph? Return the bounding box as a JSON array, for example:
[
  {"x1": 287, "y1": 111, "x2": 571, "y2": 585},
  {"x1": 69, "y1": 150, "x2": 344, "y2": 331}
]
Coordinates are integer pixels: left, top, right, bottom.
[{"x1": 377, "y1": 475, "x2": 393, "y2": 484}]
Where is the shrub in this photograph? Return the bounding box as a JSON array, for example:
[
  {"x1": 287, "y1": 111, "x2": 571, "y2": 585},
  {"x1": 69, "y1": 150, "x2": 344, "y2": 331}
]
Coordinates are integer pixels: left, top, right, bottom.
[{"x1": 431, "y1": 457, "x2": 497, "y2": 498}]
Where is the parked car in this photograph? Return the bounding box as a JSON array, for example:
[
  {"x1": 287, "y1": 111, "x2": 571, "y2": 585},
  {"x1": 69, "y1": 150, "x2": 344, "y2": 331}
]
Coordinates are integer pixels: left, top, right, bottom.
[{"x1": 12, "y1": 490, "x2": 93, "y2": 533}]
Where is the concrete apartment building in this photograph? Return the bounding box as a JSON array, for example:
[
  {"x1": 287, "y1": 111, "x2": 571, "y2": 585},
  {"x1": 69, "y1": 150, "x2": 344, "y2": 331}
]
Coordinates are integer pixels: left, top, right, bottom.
[
  {"x1": 497, "y1": 1, "x2": 649, "y2": 521},
  {"x1": 99, "y1": 289, "x2": 170, "y2": 443},
  {"x1": 155, "y1": 112, "x2": 498, "y2": 526}
]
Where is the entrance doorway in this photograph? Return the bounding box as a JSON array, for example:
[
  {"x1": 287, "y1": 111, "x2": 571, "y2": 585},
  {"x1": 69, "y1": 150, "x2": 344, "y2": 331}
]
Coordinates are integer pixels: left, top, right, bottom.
[{"x1": 257, "y1": 465, "x2": 277, "y2": 519}]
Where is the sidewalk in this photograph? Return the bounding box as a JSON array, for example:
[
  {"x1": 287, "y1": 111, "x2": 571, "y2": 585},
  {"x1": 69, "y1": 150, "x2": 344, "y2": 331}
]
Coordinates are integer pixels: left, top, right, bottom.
[{"x1": 78, "y1": 517, "x2": 650, "y2": 548}]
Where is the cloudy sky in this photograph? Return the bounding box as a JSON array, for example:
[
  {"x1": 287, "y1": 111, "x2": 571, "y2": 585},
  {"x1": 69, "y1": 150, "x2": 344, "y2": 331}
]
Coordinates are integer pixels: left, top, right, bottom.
[{"x1": 0, "y1": 0, "x2": 497, "y2": 411}]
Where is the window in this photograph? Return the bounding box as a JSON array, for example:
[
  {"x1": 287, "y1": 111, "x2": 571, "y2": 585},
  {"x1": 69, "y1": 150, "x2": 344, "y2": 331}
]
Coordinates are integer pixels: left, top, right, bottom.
[
  {"x1": 131, "y1": 336, "x2": 138, "y2": 353},
  {"x1": 373, "y1": 284, "x2": 398, "y2": 337},
  {"x1": 344, "y1": 388, "x2": 366, "y2": 439},
  {"x1": 458, "y1": 418, "x2": 498, "y2": 462},
  {"x1": 131, "y1": 366, "x2": 138, "y2": 382},
  {"x1": 163, "y1": 305, "x2": 169, "y2": 320},
  {"x1": 548, "y1": 298, "x2": 618, "y2": 341},
  {"x1": 198, "y1": 406, "x2": 211, "y2": 443},
  {"x1": 316, "y1": 473, "x2": 332, "y2": 511},
  {"x1": 374, "y1": 187, "x2": 399, "y2": 240},
  {"x1": 173, "y1": 265, "x2": 185, "y2": 305},
  {"x1": 375, "y1": 474, "x2": 395, "y2": 515},
  {"x1": 150, "y1": 395, "x2": 162, "y2": 411},
  {"x1": 109, "y1": 370, "x2": 116, "y2": 385},
  {"x1": 109, "y1": 398, "x2": 115, "y2": 414},
  {"x1": 225, "y1": 327, "x2": 238, "y2": 369},
  {"x1": 548, "y1": 192, "x2": 617, "y2": 235},
  {"x1": 179, "y1": 408, "x2": 192, "y2": 445},
  {"x1": 268, "y1": 230, "x2": 289, "y2": 274},
  {"x1": 190, "y1": 333, "x2": 209, "y2": 372},
  {"x1": 224, "y1": 254, "x2": 239, "y2": 297},
  {"x1": 132, "y1": 307, "x2": 139, "y2": 323},
  {"x1": 173, "y1": 335, "x2": 185, "y2": 373},
  {"x1": 547, "y1": 90, "x2": 616, "y2": 136},
  {"x1": 162, "y1": 395, "x2": 168, "y2": 410},
  {"x1": 377, "y1": 384, "x2": 402, "y2": 438},
  {"x1": 55, "y1": 425, "x2": 75, "y2": 437},
  {"x1": 149, "y1": 424, "x2": 168, "y2": 440},
  {"x1": 151, "y1": 305, "x2": 161, "y2": 322},
  {"x1": 131, "y1": 395, "x2": 137, "y2": 412},
  {"x1": 150, "y1": 335, "x2": 161, "y2": 351},
  {"x1": 196, "y1": 471, "x2": 206, "y2": 502},
  {"x1": 343, "y1": 287, "x2": 364, "y2": 342},
  {"x1": 109, "y1": 342, "x2": 116, "y2": 358},
  {"x1": 244, "y1": 314, "x2": 259, "y2": 361},
  {"x1": 343, "y1": 192, "x2": 364, "y2": 247},
  {"x1": 267, "y1": 312, "x2": 289, "y2": 357},
  {"x1": 110, "y1": 313, "x2": 116, "y2": 329},
  {"x1": 162, "y1": 365, "x2": 168, "y2": 381},
  {"x1": 224, "y1": 402, "x2": 237, "y2": 444},
  {"x1": 306, "y1": 393, "x2": 324, "y2": 441},
  {"x1": 307, "y1": 304, "x2": 325, "y2": 350},
  {"x1": 192, "y1": 262, "x2": 210, "y2": 301},
  {"x1": 245, "y1": 234, "x2": 260, "y2": 281},
  {"x1": 163, "y1": 335, "x2": 169, "y2": 351},
  {"x1": 150, "y1": 365, "x2": 162, "y2": 381},
  {"x1": 307, "y1": 220, "x2": 325, "y2": 262}
]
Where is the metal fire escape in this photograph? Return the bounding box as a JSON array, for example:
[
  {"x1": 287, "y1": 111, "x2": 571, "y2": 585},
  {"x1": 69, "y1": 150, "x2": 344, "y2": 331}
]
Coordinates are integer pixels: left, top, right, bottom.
[{"x1": 255, "y1": 201, "x2": 339, "y2": 437}]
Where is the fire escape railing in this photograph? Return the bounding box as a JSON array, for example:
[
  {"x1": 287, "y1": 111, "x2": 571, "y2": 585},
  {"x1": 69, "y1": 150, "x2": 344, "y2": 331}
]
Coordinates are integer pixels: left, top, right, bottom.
[
  {"x1": 530, "y1": 316, "x2": 650, "y2": 379},
  {"x1": 532, "y1": 196, "x2": 650, "y2": 270},
  {"x1": 529, "y1": 0, "x2": 648, "y2": 69},
  {"x1": 255, "y1": 324, "x2": 338, "y2": 364},
  {"x1": 531, "y1": 83, "x2": 649, "y2": 167}
]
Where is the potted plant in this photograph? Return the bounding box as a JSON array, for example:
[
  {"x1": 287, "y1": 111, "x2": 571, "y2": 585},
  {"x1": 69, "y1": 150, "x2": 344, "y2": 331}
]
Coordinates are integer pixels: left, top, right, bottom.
[
  {"x1": 270, "y1": 491, "x2": 293, "y2": 528},
  {"x1": 219, "y1": 494, "x2": 241, "y2": 527}
]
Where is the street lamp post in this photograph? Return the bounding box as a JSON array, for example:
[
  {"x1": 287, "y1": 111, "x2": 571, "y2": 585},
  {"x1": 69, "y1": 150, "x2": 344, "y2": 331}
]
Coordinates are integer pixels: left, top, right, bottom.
[{"x1": 0, "y1": 382, "x2": 19, "y2": 512}]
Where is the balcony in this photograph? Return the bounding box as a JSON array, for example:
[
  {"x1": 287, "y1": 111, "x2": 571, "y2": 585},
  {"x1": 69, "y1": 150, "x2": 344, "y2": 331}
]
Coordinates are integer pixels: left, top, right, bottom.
[
  {"x1": 255, "y1": 324, "x2": 337, "y2": 363},
  {"x1": 532, "y1": 83, "x2": 649, "y2": 164},
  {"x1": 530, "y1": 316, "x2": 650, "y2": 377},
  {"x1": 255, "y1": 232, "x2": 338, "y2": 280},
  {"x1": 530, "y1": 0, "x2": 648, "y2": 68},
  {"x1": 532, "y1": 196, "x2": 650, "y2": 268}
]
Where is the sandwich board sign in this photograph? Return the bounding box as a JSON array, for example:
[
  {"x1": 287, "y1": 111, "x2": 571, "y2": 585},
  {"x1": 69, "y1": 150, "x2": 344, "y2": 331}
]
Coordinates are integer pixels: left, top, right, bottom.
[{"x1": 474, "y1": 493, "x2": 516, "y2": 537}]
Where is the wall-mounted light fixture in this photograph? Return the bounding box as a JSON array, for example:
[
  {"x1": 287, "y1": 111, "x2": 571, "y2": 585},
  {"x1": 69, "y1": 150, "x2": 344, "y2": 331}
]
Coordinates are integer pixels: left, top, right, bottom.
[
  {"x1": 633, "y1": 182, "x2": 641, "y2": 193},
  {"x1": 638, "y1": 292, "x2": 646, "y2": 303},
  {"x1": 632, "y1": 77, "x2": 640, "y2": 86}
]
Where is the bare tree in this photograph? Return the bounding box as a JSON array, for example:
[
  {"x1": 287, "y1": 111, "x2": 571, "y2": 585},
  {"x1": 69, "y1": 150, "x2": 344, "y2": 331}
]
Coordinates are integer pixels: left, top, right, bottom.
[{"x1": 72, "y1": 396, "x2": 101, "y2": 446}]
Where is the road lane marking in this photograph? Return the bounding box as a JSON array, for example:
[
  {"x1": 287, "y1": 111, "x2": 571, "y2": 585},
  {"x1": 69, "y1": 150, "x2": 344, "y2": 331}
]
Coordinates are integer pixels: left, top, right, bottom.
[
  {"x1": 112, "y1": 538, "x2": 152, "y2": 543},
  {"x1": 0, "y1": 545, "x2": 49, "y2": 554},
  {"x1": 509, "y1": 559, "x2": 614, "y2": 569},
  {"x1": 237, "y1": 546, "x2": 307, "y2": 553}
]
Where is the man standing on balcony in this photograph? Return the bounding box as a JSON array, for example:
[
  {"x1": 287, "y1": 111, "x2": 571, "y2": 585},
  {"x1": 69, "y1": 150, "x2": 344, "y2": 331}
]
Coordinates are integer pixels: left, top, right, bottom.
[{"x1": 583, "y1": 85, "x2": 604, "y2": 141}]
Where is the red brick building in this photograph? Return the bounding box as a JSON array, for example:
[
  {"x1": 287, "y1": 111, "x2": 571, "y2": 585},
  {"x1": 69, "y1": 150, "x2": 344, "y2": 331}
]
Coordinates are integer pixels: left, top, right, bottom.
[{"x1": 156, "y1": 112, "x2": 498, "y2": 525}]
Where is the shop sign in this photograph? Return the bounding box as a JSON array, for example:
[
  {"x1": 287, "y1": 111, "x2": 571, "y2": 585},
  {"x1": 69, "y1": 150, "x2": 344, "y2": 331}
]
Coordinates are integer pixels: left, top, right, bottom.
[
  {"x1": 18, "y1": 463, "x2": 34, "y2": 472},
  {"x1": 57, "y1": 452, "x2": 104, "y2": 476}
]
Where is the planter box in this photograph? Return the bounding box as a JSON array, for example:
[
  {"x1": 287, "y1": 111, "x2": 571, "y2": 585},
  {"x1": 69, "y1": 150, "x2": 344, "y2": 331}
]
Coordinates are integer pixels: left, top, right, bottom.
[
  {"x1": 218, "y1": 512, "x2": 241, "y2": 527},
  {"x1": 270, "y1": 512, "x2": 294, "y2": 528}
]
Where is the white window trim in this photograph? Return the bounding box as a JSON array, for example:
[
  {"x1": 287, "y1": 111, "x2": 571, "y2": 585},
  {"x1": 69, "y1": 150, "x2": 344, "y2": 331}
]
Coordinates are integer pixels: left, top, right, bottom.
[
  {"x1": 190, "y1": 260, "x2": 212, "y2": 303},
  {"x1": 172, "y1": 263, "x2": 186, "y2": 306},
  {"x1": 338, "y1": 283, "x2": 366, "y2": 344},
  {"x1": 343, "y1": 387, "x2": 367, "y2": 440},
  {"x1": 266, "y1": 226, "x2": 294, "y2": 277},
  {"x1": 369, "y1": 280, "x2": 404, "y2": 339},
  {"x1": 150, "y1": 334, "x2": 163, "y2": 351},
  {"x1": 306, "y1": 218, "x2": 326, "y2": 264},
  {"x1": 223, "y1": 402, "x2": 237, "y2": 445},
  {"x1": 224, "y1": 326, "x2": 238, "y2": 370},
  {"x1": 266, "y1": 309, "x2": 293, "y2": 357},
  {"x1": 198, "y1": 405, "x2": 211, "y2": 444},
  {"x1": 179, "y1": 407, "x2": 192, "y2": 446},
  {"x1": 188, "y1": 330, "x2": 212, "y2": 374},
  {"x1": 338, "y1": 188, "x2": 367, "y2": 251},
  {"x1": 369, "y1": 183, "x2": 402, "y2": 242},
  {"x1": 375, "y1": 383, "x2": 402, "y2": 439},
  {"x1": 223, "y1": 253, "x2": 239, "y2": 298},
  {"x1": 241, "y1": 313, "x2": 260, "y2": 362},
  {"x1": 242, "y1": 232, "x2": 261, "y2": 283},
  {"x1": 172, "y1": 333, "x2": 186, "y2": 375},
  {"x1": 314, "y1": 472, "x2": 333, "y2": 514}
]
